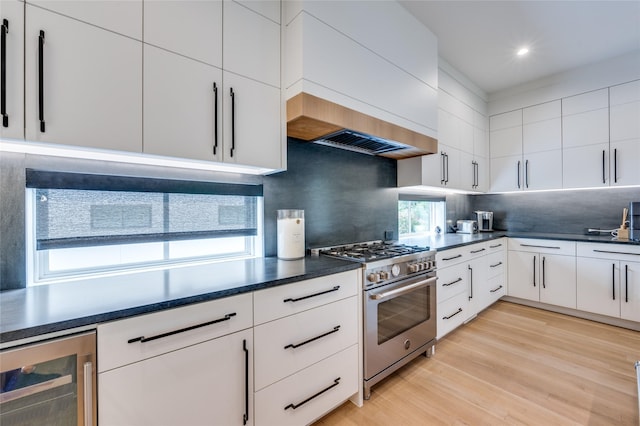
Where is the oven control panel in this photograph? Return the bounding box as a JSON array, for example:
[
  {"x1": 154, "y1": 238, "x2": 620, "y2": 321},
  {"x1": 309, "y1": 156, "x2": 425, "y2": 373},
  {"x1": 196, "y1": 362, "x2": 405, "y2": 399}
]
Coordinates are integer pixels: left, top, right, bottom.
[{"x1": 365, "y1": 256, "x2": 436, "y2": 285}]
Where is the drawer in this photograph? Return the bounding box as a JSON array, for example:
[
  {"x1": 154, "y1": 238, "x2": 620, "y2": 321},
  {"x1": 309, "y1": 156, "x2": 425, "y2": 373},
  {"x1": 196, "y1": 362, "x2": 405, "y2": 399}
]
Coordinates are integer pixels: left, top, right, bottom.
[
  {"x1": 437, "y1": 264, "x2": 468, "y2": 303},
  {"x1": 465, "y1": 242, "x2": 489, "y2": 259},
  {"x1": 254, "y1": 270, "x2": 359, "y2": 325},
  {"x1": 486, "y1": 251, "x2": 506, "y2": 279},
  {"x1": 254, "y1": 296, "x2": 358, "y2": 390},
  {"x1": 508, "y1": 238, "x2": 576, "y2": 255},
  {"x1": 98, "y1": 293, "x2": 252, "y2": 372},
  {"x1": 486, "y1": 238, "x2": 507, "y2": 253},
  {"x1": 577, "y1": 242, "x2": 640, "y2": 261},
  {"x1": 437, "y1": 292, "x2": 468, "y2": 340},
  {"x1": 486, "y1": 275, "x2": 506, "y2": 304},
  {"x1": 255, "y1": 345, "x2": 358, "y2": 426},
  {"x1": 436, "y1": 245, "x2": 469, "y2": 267}
]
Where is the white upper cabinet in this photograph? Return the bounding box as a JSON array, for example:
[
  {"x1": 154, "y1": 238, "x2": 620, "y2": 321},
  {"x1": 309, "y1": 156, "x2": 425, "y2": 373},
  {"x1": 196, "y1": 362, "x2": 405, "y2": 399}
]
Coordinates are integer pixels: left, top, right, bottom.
[
  {"x1": 609, "y1": 80, "x2": 640, "y2": 186},
  {"x1": 521, "y1": 101, "x2": 562, "y2": 191},
  {"x1": 143, "y1": 0, "x2": 222, "y2": 67},
  {"x1": 489, "y1": 110, "x2": 522, "y2": 158},
  {"x1": 26, "y1": 0, "x2": 142, "y2": 40},
  {"x1": 284, "y1": 0, "x2": 438, "y2": 139},
  {"x1": 0, "y1": 0, "x2": 24, "y2": 140},
  {"x1": 24, "y1": 4, "x2": 143, "y2": 152}
]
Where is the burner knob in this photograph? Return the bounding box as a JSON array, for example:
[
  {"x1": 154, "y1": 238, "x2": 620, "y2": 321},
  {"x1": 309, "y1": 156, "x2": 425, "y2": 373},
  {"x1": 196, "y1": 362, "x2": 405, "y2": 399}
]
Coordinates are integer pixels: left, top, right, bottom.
[
  {"x1": 367, "y1": 273, "x2": 380, "y2": 283},
  {"x1": 408, "y1": 264, "x2": 418, "y2": 273},
  {"x1": 379, "y1": 271, "x2": 389, "y2": 280}
]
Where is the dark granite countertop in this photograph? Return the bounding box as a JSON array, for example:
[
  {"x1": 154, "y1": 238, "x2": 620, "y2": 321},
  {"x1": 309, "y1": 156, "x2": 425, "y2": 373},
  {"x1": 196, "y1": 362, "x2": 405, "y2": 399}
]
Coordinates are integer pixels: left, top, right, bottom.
[
  {"x1": 0, "y1": 256, "x2": 361, "y2": 345},
  {"x1": 401, "y1": 231, "x2": 639, "y2": 251}
]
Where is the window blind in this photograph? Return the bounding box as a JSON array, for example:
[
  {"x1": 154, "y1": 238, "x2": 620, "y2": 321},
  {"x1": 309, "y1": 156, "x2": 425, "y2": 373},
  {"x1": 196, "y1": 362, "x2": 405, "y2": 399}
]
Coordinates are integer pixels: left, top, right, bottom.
[{"x1": 26, "y1": 170, "x2": 262, "y2": 250}]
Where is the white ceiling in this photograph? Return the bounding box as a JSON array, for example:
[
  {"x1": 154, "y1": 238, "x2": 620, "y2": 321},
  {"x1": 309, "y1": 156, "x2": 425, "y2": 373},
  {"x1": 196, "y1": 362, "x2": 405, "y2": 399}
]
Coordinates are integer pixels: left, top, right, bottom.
[{"x1": 399, "y1": 1, "x2": 640, "y2": 96}]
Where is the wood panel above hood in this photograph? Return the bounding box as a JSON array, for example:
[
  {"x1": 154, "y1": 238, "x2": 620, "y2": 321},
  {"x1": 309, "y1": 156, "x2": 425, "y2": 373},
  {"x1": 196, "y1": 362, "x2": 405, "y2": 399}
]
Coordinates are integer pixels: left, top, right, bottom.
[{"x1": 286, "y1": 93, "x2": 438, "y2": 160}]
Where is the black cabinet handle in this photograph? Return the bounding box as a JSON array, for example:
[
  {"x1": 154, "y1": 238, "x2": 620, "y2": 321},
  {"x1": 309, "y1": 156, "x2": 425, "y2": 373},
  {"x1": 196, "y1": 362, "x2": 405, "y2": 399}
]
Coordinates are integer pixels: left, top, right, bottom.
[
  {"x1": 475, "y1": 161, "x2": 479, "y2": 188},
  {"x1": 38, "y1": 30, "x2": 45, "y2": 132},
  {"x1": 593, "y1": 249, "x2": 640, "y2": 256},
  {"x1": 444, "y1": 153, "x2": 449, "y2": 184},
  {"x1": 489, "y1": 243, "x2": 503, "y2": 249},
  {"x1": 490, "y1": 285, "x2": 503, "y2": 293},
  {"x1": 243, "y1": 339, "x2": 249, "y2": 425},
  {"x1": 127, "y1": 312, "x2": 237, "y2": 343},
  {"x1": 442, "y1": 254, "x2": 462, "y2": 261},
  {"x1": 517, "y1": 160, "x2": 521, "y2": 189},
  {"x1": 230, "y1": 87, "x2": 235, "y2": 157},
  {"x1": 614, "y1": 148, "x2": 618, "y2": 183},
  {"x1": 525, "y1": 159, "x2": 529, "y2": 188},
  {"x1": 625, "y1": 264, "x2": 629, "y2": 303},
  {"x1": 470, "y1": 248, "x2": 486, "y2": 254},
  {"x1": 1, "y1": 19, "x2": 8, "y2": 127},
  {"x1": 442, "y1": 308, "x2": 462, "y2": 320},
  {"x1": 520, "y1": 244, "x2": 561, "y2": 250},
  {"x1": 468, "y1": 265, "x2": 473, "y2": 300},
  {"x1": 283, "y1": 285, "x2": 340, "y2": 303},
  {"x1": 440, "y1": 152, "x2": 446, "y2": 184},
  {"x1": 284, "y1": 325, "x2": 340, "y2": 349},
  {"x1": 602, "y1": 150, "x2": 606, "y2": 184},
  {"x1": 284, "y1": 378, "x2": 340, "y2": 410},
  {"x1": 442, "y1": 277, "x2": 462, "y2": 287},
  {"x1": 490, "y1": 261, "x2": 503, "y2": 268},
  {"x1": 542, "y1": 257, "x2": 546, "y2": 289},
  {"x1": 612, "y1": 263, "x2": 616, "y2": 301},
  {"x1": 213, "y1": 82, "x2": 218, "y2": 155},
  {"x1": 533, "y1": 255, "x2": 537, "y2": 287}
]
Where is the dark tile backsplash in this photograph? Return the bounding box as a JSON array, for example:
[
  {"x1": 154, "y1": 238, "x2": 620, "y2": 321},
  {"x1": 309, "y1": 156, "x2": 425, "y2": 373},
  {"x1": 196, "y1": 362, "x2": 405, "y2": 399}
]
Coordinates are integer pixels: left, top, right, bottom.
[{"x1": 263, "y1": 139, "x2": 398, "y2": 256}]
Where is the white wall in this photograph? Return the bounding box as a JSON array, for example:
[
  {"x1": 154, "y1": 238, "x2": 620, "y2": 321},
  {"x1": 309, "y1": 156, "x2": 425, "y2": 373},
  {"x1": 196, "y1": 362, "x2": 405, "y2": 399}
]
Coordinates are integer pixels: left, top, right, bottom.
[{"x1": 488, "y1": 50, "x2": 640, "y2": 115}]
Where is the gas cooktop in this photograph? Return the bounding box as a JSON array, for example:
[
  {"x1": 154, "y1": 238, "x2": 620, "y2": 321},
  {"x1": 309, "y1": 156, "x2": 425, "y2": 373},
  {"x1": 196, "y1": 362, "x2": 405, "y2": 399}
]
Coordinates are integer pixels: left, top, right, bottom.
[{"x1": 310, "y1": 240, "x2": 431, "y2": 263}]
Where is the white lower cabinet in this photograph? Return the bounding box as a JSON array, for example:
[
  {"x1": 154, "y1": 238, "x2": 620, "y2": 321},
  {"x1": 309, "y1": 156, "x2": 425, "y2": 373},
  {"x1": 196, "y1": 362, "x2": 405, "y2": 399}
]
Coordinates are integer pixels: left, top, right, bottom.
[
  {"x1": 507, "y1": 239, "x2": 576, "y2": 309},
  {"x1": 255, "y1": 345, "x2": 358, "y2": 426},
  {"x1": 99, "y1": 328, "x2": 253, "y2": 426},
  {"x1": 577, "y1": 243, "x2": 640, "y2": 321}
]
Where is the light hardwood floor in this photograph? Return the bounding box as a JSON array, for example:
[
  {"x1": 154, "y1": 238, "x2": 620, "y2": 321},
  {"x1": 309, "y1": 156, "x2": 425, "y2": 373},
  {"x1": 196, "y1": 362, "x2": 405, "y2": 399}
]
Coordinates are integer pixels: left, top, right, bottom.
[{"x1": 315, "y1": 301, "x2": 640, "y2": 425}]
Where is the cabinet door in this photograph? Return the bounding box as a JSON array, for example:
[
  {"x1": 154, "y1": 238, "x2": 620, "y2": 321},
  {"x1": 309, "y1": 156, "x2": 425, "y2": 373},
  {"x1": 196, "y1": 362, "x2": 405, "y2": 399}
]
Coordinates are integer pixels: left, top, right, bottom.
[
  {"x1": 143, "y1": 45, "x2": 223, "y2": 162},
  {"x1": 610, "y1": 139, "x2": 640, "y2": 187},
  {"x1": 99, "y1": 328, "x2": 253, "y2": 426},
  {"x1": 143, "y1": 0, "x2": 222, "y2": 67},
  {"x1": 474, "y1": 156, "x2": 489, "y2": 192},
  {"x1": 437, "y1": 292, "x2": 468, "y2": 339},
  {"x1": 224, "y1": 0, "x2": 280, "y2": 88},
  {"x1": 576, "y1": 258, "x2": 620, "y2": 317},
  {"x1": 539, "y1": 254, "x2": 576, "y2": 309},
  {"x1": 524, "y1": 150, "x2": 562, "y2": 191},
  {"x1": 507, "y1": 251, "x2": 539, "y2": 301},
  {"x1": 621, "y1": 261, "x2": 640, "y2": 322},
  {"x1": 441, "y1": 146, "x2": 461, "y2": 188},
  {"x1": 459, "y1": 151, "x2": 475, "y2": 191},
  {"x1": 490, "y1": 154, "x2": 523, "y2": 192},
  {"x1": 563, "y1": 143, "x2": 610, "y2": 189},
  {"x1": 222, "y1": 72, "x2": 282, "y2": 169},
  {"x1": 24, "y1": 5, "x2": 142, "y2": 152},
  {"x1": 562, "y1": 107, "x2": 609, "y2": 149},
  {"x1": 467, "y1": 256, "x2": 488, "y2": 315},
  {"x1": 523, "y1": 117, "x2": 561, "y2": 154},
  {"x1": 0, "y1": 1, "x2": 23, "y2": 140}
]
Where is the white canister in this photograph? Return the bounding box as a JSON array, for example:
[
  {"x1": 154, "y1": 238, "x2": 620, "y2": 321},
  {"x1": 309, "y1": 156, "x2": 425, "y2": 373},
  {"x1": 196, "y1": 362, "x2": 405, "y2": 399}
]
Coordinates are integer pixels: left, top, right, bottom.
[{"x1": 277, "y1": 209, "x2": 305, "y2": 260}]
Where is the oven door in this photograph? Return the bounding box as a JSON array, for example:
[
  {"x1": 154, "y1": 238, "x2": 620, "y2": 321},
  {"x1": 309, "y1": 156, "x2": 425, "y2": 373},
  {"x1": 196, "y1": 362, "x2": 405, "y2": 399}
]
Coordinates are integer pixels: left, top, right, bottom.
[{"x1": 364, "y1": 272, "x2": 436, "y2": 380}]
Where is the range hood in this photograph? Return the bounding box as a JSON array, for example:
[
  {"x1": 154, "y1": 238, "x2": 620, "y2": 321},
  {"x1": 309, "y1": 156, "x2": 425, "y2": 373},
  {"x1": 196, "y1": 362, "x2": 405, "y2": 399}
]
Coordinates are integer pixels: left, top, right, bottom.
[{"x1": 286, "y1": 93, "x2": 438, "y2": 160}]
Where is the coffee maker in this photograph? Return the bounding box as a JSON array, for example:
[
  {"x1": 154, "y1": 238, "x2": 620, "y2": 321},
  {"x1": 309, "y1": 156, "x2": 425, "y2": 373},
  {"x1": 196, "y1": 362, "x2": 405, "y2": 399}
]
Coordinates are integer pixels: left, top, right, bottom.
[
  {"x1": 630, "y1": 202, "x2": 640, "y2": 241},
  {"x1": 474, "y1": 211, "x2": 494, "y2": 232}
]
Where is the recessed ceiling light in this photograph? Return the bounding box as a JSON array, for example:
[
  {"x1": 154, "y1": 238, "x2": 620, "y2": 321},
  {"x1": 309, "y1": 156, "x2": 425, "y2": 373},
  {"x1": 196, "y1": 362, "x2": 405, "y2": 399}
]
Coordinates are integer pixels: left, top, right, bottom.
[{"x1": 517, "y1": 47, "x2": 530, "y2": 56}]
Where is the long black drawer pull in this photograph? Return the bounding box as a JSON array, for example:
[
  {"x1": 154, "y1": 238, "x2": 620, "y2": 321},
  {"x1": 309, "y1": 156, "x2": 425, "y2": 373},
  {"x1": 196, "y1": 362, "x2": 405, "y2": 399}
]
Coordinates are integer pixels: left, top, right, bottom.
[
  {"x1": 612, "y1": 263, "x2": 616, "y2": 301},
  {"x1": 593, "y1": 249, "x2": 640, "y2": 256},
  {"x1": 1, "y1": 19, "x2": 8, "y2": 127},
  {"x1": 284, "y1": 326, "x2": 340, "y2": 349},
  {"x1": 243, "y1": 339, "x2": 249, "y2": 425},
  {"x1": 38, "y1": 30, "x2": 45, "y2": 132},
  {"x1": 230, "y1": 87, "x2": 235, "y2": 157},
  {"x1": 490, "y1": 285, "x2": 503, "y2": 293},
  {"x1": 533, "y1": 255, "x2": 537, "y2": 287},
  {"x1": 489, "y1": 244, "x2": 503, "y2": 249},
  {"x1": 442, "y1": 254, "x2": 462, "y2": 261},
  {"x1": 468, "y1": 265, "x2": 473, "y2": 300},
  {"x1": 625, "y1": 264, "x2": 629, "y2": 303},
  {"x1": 442, "y1": 277, "x2": 462, "y2": 287},
  {"x1": 283, "y1": 286, "x2": 340, "y2": 303},
  {"x1": 443, "y1": 308, "x2": 462, "y2": 320},
  {"x1": 490, "y1": 261, "x2": 503, "y2": 268},
  {"x1": 542, "y1": 257, "x2": 546, "y2": 289},
  {"x1": 470, "y1": 248, "x2": 486, "y2": 254},
  {"x1": 127, "y1": 312, "x2": 237, "y2": 343},
  {"x1": 284, "y1": 378, "x2": 340, "y2": 410},
  {"x1": 520, "y1": 244, "x2": 561, "y2": 250},
  {"x1": 213, "y1": 82, "x2": 218, "y2": 155}
]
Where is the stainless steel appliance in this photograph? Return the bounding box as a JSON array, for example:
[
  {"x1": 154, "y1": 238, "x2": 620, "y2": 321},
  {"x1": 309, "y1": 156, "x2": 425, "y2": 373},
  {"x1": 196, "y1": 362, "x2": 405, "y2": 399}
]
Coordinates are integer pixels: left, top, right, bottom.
[
  {"x1": 312, "y1": 241, "x2": 436, "y2": 400},
  {"x1": 456, "y1": 220, "x2": 478, "y2": 234},
  {"x1": 0, "y1": 332, "x2": 96, "y2": 426},
  {"x1": 474, "y1": 211, "x2": 494, "y2": 232},
  {"x1": 630, "y1": 202, "x2": 640, "y2": 241}
]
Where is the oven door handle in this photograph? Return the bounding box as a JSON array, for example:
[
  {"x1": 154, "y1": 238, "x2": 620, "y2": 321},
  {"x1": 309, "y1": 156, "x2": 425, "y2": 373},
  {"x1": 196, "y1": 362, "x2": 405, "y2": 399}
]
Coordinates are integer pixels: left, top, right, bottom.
[{"x1": 369, "y1": 276, "x2": 436, "y2": 301}]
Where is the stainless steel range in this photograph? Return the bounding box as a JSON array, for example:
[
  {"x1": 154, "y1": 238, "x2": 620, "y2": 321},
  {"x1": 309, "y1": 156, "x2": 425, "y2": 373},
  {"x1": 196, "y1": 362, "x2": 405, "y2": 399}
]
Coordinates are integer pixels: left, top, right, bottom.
[{"x1": 312, "y1": 241, "x2": 436, "y2": 400}]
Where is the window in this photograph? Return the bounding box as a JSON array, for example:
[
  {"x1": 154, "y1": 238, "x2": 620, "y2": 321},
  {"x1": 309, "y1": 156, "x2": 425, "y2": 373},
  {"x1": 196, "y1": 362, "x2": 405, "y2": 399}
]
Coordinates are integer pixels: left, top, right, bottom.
[
  {"x1": 398, "y1": 196, "x2": 446, "y2": 237},
  {"x1": 26, "y1": 170, "x2": 263, "y2": 284}
]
